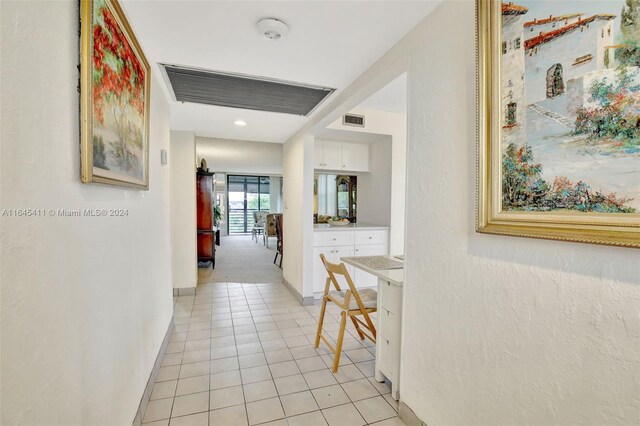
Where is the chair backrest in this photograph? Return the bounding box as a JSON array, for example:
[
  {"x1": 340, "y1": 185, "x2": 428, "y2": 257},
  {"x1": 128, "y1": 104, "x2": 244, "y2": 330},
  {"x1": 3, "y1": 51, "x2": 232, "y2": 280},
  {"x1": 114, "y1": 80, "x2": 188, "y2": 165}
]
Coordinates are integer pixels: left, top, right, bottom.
[
  {"x1": 253, "y1": 210, "x2": 267, "y2": 226},
  {"x1": 266, "y1": 214, "x2": 277, "y2": 236},
  {"x1": 319, "y1": 254, "x2": 373, "y2": 319},
  {"x1": 275, "y1": 214, "x2": 283, "y2": 253}
]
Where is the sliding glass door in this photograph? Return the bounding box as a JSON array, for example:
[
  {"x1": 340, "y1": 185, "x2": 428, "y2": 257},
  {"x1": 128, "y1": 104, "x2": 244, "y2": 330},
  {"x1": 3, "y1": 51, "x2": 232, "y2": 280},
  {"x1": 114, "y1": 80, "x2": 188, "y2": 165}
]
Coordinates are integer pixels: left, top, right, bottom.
[{"x1": 227, "y1": 175, "x2": 270, "y2": 234}]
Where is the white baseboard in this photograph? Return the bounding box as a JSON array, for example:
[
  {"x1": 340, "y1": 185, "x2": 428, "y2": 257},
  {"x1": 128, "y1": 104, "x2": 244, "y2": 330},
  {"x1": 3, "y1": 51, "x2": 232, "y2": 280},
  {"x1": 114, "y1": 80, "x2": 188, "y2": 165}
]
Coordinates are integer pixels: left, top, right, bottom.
[
  {"x1": 132, "y1": 316, "x2": 175, "y2": 425},
  {"x1": 399, "y1": 400, "x2": 428, "y2": 426},
  {"x1": 282, "y1": 278, "x2": 315, "y2": 306}
]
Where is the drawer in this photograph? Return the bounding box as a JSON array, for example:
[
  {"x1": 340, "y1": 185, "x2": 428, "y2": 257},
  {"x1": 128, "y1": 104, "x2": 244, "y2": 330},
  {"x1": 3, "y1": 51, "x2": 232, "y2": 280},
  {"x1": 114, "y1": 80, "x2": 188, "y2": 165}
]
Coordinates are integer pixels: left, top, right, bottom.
[
  {"x1": 378, "y1": 335, "x2": 395, "y2": 380},
  {"x1": 355, "y1": 230, "x2": 387, "y2": 246},
  {"x1": 314, "y1": 231, "x2": 354, "y2": 247},
  {"x1": 380, "y1": 280, "x2": 401, "y2": 313},
  {"x1": 380, "y1": 308, "x2": 397, "y2": 339}
]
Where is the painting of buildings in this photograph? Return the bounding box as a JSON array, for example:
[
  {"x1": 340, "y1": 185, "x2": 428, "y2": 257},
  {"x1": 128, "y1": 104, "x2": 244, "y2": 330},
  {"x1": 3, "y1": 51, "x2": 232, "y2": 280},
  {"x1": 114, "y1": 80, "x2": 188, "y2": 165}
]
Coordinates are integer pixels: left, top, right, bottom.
[{"x1": 500, "y1": 0, "x2": 640, "y2": 213}]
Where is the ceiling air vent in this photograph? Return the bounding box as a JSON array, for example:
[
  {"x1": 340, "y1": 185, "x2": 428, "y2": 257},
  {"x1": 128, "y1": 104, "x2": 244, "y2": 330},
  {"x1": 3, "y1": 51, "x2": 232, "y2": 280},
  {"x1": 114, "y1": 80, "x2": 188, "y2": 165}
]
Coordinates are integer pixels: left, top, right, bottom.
[
  {"x1": 342, "y1": 113, "x2": 365, "y2": 127},
  {"x1": 161, "y1": 64, "x2": 335, "y2": 116}
]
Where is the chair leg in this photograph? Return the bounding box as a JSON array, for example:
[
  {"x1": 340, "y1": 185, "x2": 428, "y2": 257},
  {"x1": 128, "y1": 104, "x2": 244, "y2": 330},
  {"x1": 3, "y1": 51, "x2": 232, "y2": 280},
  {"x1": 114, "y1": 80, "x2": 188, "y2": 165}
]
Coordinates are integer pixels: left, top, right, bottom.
[
  {"x1": 350, "y1": 317, "x2": 365, "y2": 340},
  {"x1": 332, "y1": 311, "x2": 347, "y2": 373},
  {"x1": 273, "y1": 252, "x2": 279, "y2": 264},
  {"x1": 314, "y1": 297, "x2": 328, "y2": 348},
  {"x1": 279, "y1": 255, "x2": 283, "y2": 268}
]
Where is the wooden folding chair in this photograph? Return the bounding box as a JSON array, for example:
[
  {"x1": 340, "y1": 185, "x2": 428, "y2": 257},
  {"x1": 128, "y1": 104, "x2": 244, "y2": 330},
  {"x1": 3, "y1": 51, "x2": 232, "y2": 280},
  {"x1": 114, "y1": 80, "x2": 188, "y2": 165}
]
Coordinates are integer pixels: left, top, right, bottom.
[{"x1": 314, "y1": 254, "x2": 377, "y2": 373}]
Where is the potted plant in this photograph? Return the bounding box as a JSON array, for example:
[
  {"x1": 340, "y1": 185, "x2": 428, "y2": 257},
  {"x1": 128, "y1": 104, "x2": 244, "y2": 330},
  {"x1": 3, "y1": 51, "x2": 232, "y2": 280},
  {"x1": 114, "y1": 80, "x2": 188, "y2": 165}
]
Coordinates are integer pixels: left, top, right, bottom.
[{"x1": 213, "y1": 205, "x2": 223, "y2": 227}]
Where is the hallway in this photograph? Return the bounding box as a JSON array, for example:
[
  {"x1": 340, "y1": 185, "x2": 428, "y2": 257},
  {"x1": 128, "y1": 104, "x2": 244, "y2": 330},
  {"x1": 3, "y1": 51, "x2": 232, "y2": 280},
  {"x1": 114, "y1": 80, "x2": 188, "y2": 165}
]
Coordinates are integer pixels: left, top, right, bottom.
[
  {"x1": 198, "y1": 236, "x2": 284, "y2": 285},
  {"x1": 145, "y1": 280, "x2": 403, "y2": 425}
]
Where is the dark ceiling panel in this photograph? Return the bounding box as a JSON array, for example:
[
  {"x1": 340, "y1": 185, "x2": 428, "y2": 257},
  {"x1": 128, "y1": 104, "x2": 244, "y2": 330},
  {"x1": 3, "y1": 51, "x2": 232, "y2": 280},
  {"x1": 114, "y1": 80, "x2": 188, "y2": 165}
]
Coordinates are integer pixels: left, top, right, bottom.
[{"x1": 162, "y1": 65, "x2": 335, "y2": 116}]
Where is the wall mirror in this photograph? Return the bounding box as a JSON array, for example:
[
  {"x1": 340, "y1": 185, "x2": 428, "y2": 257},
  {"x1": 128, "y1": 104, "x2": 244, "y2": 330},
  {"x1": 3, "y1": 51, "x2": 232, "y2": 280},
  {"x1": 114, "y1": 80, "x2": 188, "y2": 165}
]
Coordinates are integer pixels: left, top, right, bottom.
[{"x1": 314, "y1": 174, "x2": 357, "y2": 223}]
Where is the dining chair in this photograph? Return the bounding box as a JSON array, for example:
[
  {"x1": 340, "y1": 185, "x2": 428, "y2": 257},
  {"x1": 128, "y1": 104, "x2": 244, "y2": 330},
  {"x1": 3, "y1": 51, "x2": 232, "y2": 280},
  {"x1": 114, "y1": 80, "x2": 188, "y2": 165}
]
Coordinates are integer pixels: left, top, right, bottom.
[
  {"x1": 314, "y1": 254, "x2": 377, "y2": 372},
  {"x1": 273, "y1": 214, "x2": 283, "y2": 268},
  {"x1": 252, "y1": 211, "x2": 267, "y2": 244}
]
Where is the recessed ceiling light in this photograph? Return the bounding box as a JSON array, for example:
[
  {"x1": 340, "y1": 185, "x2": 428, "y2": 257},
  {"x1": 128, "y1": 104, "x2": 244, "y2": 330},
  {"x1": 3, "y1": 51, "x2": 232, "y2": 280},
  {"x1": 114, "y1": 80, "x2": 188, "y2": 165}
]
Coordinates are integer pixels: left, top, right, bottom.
[
  {"x1": 234, "y1": 120, "x2": 247, "y2": 126},
  {"x1": 256, "y1": 18, "x2": 289, "y2": 40}
]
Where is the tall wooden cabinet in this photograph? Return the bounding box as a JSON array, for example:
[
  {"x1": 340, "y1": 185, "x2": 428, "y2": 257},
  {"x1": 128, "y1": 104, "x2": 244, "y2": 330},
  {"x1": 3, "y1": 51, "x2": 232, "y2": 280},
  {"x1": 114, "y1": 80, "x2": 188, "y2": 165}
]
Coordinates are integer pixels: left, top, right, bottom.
[{"x1": 196, "y1": 171, "x2": 215, "y2": 267}]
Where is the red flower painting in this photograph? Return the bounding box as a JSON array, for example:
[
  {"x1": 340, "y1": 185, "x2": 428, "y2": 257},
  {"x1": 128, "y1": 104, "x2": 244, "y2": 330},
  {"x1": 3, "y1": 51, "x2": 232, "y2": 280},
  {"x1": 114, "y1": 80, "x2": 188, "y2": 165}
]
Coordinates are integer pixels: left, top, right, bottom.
[{"x1": 90, "y1": 0, "x2": 147, "y2": 181}]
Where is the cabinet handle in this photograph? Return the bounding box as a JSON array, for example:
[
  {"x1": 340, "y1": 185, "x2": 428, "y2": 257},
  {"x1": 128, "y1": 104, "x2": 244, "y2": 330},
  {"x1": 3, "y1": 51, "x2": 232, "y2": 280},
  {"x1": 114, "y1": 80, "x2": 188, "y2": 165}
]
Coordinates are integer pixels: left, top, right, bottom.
[
  {"x1": 369, "y1": 237, "x2": 372, "y2": 239},
  {"x1": 342, "y1": 165, "x2": 346, "y2": 167},
  {"x1": 355, "y1": 249, "x2": 359, "y2": 252},
  {"x1": 333, "y1": 238, "x2": 336, "y2": 241}
]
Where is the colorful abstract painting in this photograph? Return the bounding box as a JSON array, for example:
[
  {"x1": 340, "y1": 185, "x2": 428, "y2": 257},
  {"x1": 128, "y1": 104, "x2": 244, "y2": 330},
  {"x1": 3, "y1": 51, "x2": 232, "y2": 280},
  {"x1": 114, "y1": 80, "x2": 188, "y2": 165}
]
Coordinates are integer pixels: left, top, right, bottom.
[
  {"x1": 477, "y1": 0, "x2": 640, "y2": 247},
  {"x1": 81, "y1": 0, "x2": 150, "y2": 189}
]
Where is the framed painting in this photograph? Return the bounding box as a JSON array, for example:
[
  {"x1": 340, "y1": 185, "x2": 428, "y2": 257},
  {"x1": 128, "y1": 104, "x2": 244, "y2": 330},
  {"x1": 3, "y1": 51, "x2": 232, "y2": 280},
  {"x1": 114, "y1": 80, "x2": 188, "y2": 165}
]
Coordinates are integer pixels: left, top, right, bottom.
[
  {"x1": 80, "y1": 0, "x2": 150, "y2": 189},
  {"x1": 477, "y1": 0, "x2": 640, "y2": 248}
]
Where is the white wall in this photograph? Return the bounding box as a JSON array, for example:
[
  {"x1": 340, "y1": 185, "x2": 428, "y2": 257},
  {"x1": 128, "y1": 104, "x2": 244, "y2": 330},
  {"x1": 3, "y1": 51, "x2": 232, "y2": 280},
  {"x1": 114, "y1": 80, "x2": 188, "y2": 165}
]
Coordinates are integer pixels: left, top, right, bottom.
[
  {"x1": 355, "y1": 137, "x2": 392, "y2": 228},
  {"x1": 171, "y1": 131, "x2": 197, "y2": 290},
  {"x1": 400, "y1": 1, "x2": 640, "y2": 424},
  {"x1": 282, "y1": 135, "x2": 314, "y2": 299},
  {"x1": 0, "y1": 1, "x2": 173, "y2": 424},
  {"x1": 326, "y1": 107, "x2": 406, "y2": 254},
  {"x1": 196, "y1": 137, "x2": 283, "y2": 176}
]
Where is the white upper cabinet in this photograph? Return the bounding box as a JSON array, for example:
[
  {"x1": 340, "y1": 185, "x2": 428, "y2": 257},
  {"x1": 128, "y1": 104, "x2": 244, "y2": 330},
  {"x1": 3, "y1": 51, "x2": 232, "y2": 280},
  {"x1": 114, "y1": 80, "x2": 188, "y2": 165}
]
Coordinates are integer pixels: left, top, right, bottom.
[
  {"x1": 323, "y1": 140, "x2": 342, "y2": 170},
  {"x1": 314, "y1": 141, "x2": 324, "y2": 169},
  {"x1": 314, "y1": 140, "x2": 369, "y2": 172},
  {"x1": 340, "y1": 142, "x2": 369, "y2": 172}
]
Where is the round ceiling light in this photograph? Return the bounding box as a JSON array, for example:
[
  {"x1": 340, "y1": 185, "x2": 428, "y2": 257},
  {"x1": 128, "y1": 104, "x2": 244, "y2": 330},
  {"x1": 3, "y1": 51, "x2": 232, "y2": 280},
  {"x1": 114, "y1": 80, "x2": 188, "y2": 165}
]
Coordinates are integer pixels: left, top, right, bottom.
[
  {"x1": 256, "y1": 18, "x2": 289, "y2": 40},
  {"x1": 234, "y1": 120, "x2": 247, "y2": 126}
]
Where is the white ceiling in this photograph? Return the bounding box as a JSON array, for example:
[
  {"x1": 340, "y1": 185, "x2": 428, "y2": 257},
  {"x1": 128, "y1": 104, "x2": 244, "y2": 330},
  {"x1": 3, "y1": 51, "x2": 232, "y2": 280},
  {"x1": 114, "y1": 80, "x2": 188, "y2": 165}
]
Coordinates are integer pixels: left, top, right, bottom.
[
  {"x1": 121, "y1": 1, "x2": 436, "y2": 143},
  {"x1": 359, "y1": 73, "x2": 407, "y2": 114}
]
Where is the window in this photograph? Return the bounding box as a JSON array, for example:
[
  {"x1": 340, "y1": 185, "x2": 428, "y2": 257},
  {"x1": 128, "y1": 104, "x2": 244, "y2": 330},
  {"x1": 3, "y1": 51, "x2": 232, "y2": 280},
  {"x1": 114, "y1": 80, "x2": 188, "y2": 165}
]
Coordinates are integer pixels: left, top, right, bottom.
[
  {"x1": 502, "y1": 41, "x2": 507, "y2": 55},
  {"x1": 514, "y1": 37, "x2": 521, "y2": 49},
  {"x1": 227, "y1": 175, "x2": 271, "y2": 234},
  {"x1": 506, "y1": 103, "x2": 517, "y2": 126}
]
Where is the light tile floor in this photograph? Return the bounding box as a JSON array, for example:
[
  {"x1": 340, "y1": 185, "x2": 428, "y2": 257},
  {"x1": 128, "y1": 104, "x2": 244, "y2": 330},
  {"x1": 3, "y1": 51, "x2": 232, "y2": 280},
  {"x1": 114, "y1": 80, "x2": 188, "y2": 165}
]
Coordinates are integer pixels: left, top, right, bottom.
[{"x1": 144, "y1": 282, "x2": 405, "y2": 426}]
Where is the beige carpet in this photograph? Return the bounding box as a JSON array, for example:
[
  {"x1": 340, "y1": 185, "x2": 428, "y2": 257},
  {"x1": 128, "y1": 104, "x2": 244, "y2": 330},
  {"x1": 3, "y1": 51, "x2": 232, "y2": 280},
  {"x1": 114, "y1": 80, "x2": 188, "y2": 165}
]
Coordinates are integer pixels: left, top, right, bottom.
[{"x1": 198, "y1": 235, "x2": 283, "y2": 284}]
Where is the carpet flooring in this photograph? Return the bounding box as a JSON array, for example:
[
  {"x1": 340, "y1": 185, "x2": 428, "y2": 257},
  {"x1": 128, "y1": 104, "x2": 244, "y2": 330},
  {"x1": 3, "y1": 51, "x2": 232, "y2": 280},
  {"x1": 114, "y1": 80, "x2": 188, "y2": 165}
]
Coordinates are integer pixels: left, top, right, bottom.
[{"x1": 199, "y1": 235, "x2": 283, "y2": 284}]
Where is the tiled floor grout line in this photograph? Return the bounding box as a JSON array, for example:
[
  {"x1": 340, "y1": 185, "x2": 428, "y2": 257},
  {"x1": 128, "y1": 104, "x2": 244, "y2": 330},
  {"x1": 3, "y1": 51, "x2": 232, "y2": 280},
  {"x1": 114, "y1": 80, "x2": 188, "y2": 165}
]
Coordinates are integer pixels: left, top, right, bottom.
[
  {"x1": 248, "y1": 287, "x2": 289, "y2": 426},
  {"x1": 156, "y1": 281, "x2": 400, "y2": 426}
]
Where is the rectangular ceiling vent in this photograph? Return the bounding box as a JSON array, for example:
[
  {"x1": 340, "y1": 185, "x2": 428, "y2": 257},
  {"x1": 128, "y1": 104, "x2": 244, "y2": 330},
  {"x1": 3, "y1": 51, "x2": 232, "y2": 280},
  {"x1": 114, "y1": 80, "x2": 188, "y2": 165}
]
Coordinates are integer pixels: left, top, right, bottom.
[
  {"x1": 342, "y1": 113, "x2": 365, "y2": 128},
  {"x1": 161, "y1": 64, "x2": 335, "y2": 116}
]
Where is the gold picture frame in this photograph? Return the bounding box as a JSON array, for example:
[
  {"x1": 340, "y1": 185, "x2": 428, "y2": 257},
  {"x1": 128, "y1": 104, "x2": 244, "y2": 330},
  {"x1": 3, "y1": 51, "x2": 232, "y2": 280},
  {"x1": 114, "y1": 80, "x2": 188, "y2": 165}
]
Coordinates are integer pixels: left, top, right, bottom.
[
  {"x1": 80, "y1": 0, "x2": 150, "y2": 189},
  {"x1": 477, "y1": 0, "x2": 640, "y2": 248}
]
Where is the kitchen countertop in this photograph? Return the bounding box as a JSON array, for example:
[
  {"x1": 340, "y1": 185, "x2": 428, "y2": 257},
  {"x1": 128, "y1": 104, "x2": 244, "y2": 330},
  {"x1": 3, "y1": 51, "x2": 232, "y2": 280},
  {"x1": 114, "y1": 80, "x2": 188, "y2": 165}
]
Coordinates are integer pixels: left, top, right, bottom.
[{"x1": 313, "y1": 223, "x2": 389, "y2": 231}]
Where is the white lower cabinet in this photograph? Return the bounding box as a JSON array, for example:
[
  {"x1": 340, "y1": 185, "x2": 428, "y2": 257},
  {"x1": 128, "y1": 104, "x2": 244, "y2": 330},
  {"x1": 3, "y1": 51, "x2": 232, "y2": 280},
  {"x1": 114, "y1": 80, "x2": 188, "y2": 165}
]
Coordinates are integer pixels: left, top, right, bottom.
[
  {"x1": 353, "y1": 243, "x2": 386, "y2": 288},
  {"x1": 312, "y1": 229, "x2": 388, "y2": 295},
  {"x1": 376, "y1": 278, "x2": 403, "y2": 400},
  {"x1": 312, "y1": 246, "x2": 355, "y2": 293}
]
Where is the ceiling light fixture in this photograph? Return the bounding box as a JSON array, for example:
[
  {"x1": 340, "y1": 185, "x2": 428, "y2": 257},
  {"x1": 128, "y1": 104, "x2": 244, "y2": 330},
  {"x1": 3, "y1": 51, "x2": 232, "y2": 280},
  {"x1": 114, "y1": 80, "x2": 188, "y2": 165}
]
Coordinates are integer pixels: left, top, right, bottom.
[
  {"x1": 234, "y1": 120, "x2": 247, "y2": 126},
  {"x1": 256, "y1": 18, "x2": 289, "y2": 40}
]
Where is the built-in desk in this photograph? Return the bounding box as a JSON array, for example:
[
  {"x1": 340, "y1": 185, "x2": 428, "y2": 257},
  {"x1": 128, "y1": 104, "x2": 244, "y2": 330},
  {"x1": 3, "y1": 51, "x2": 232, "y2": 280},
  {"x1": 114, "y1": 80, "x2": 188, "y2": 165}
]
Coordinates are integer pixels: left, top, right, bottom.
[{"x1": 341, "y1": 255, "x2": 403, "y2": 400}]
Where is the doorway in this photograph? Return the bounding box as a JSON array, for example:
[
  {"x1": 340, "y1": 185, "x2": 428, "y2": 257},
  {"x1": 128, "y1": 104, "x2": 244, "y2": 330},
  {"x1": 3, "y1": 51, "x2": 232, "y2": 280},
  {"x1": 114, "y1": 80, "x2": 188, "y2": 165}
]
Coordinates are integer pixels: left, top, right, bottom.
[
  {"x1": 227, "y1": 175, "x2": 270, "y2": 234},
  {"x1": 546, "y1": 63, "x2": 564, "y2": 98}
]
